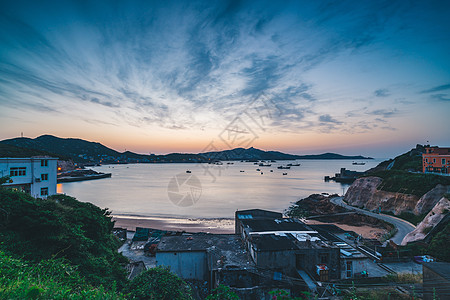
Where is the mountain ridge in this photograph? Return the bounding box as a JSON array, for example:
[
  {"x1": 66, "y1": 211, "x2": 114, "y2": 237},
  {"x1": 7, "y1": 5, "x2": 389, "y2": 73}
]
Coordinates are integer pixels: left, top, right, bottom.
[{"x1": 0, "y1": 135, "x2": 372, "y2": 163}]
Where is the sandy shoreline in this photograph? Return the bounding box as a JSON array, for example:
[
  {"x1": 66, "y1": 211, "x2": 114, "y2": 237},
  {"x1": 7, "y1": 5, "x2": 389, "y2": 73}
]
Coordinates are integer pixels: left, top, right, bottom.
[
  {"x1": 113, "y1": 215, "x2": 386, "y2": 239},
  {"x1": 112, "y1": 215, "x2": 235, "y2": 234}
]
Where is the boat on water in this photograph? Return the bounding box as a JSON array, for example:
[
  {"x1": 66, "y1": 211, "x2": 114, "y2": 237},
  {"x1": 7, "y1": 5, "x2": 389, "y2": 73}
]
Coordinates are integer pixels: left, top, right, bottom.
[
  {"x1": 259, "y1": 163, "x2": 272, "y2": 167},
  {"x1": 287, "y1": 163, "x2": 301, "y2": 167},
  {"x1": 240, "y1": 170, "x2": 245, "y2": 172},
  {"x1": 256, "y1": 168, "x2": 261, "y2": 171},
  {"x1": 352, "y1": 162, "x2": 365, "y2": 165},
  {"x1": 186, "y1": 170, "x2": 191, "y2": 173},
  {"x1": 282, "y1": 172, "x2": 288, "y2": 175},
  {"x1": 277, "y1": 166, "x2": 291, "y2": 169}
]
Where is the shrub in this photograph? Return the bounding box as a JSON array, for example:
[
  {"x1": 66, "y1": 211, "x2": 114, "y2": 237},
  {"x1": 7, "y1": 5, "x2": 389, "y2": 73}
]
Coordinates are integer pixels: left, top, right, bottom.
[{"x1": 125, "y1": 266, "x2": 193, "y2": 300}]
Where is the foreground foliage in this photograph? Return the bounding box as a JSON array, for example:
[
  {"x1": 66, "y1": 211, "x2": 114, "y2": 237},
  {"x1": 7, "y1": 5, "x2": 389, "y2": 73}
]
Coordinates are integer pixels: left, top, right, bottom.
[
  {"x1": 0, "y1": 187, "x2": 127, "y2": 289},
  {"x1": 124, "y1": 266, "x2": 193, "y2": 300},
  {"x1": 0, "y1": 251, "x2": 123, "y2": 299}
]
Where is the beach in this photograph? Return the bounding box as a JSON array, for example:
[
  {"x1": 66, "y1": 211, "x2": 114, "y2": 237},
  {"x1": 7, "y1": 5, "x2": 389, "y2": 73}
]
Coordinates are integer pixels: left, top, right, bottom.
[
  {"x1": 113, "y1": 215, "x2": 387, "y2": 239},
  {"x1": 112, "y1": 215, "x2": 235, "y2": 234}
]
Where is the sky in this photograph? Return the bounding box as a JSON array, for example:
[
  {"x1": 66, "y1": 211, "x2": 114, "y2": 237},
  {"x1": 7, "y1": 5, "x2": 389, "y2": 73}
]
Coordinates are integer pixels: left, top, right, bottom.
[{"x1": 0, "y1": 0, "x2": 449, "y2": 158}]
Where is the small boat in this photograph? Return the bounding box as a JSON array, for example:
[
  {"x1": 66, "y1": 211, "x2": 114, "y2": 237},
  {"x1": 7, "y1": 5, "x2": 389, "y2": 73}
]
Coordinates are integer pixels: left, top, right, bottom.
[
  {"x1": 352, "y1": 162, "x2": 365, "y2": 165},
  {"x1": 256, "y1": 168, "x2": 261, "y2": 171},
  {"x1": 240, "y1": 170, "x2": 245, "y2": 172},
  {"x1": 282, "y1": 173, "x2": 287, "y2": 175},
  {"x1": 227, "y1": 162, "x2": 234, "y2": 165},
  {"x1": 270, "y1": 170, "x2": 273, "y2": 172},
  {"x1": 260, "y1": 172, "x2": 263, "y2": 175},
  {"x1": 259, "y1": 163, "x2": 271, "y2": 167},
  {"x1": 287, "y1": 163, "x2": 300, "y2": 167},
  {"x1": 277, "y1": 166, "x2": 290, "y2": 169},
  {"x1": 186, "y1": 170, "x2": 191, "y2": 173}
]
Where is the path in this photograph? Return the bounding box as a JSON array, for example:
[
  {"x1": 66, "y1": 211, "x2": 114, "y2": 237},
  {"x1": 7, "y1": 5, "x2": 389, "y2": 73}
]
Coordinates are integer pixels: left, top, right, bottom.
[{"x1": 330, "y1": 197, "x2": 416, "y2": 244}]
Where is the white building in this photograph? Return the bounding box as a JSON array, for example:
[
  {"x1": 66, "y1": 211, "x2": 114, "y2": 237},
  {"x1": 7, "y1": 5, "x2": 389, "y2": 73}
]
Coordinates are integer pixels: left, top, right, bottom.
[{"x1": 0, "y1": 157, "x2": 58, "y2": 198}]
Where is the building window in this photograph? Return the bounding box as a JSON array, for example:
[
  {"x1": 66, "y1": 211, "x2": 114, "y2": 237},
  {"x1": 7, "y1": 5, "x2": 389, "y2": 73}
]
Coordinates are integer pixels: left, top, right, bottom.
[
  {"x1": 41, "y1": 160, "x2": 48, "y2": 167},
  {"x1": 40, "y1": 187, "x2": 48, "y2": 196},
  {"x1": 41, "y1": 173, "x2": 48, "y2": 181},
  {"x1": 442, "y1": 159, "x2": 446, "y2": 165},
  {"x1": 433, "y1": 158, "x2": 436, "y2": 163},
  {"x1": 425, "y1": 158, "x2": 428, "y2": 163},
  {"x1": 346, "y1": 261, "x2": 353, "y2": 278},
  {"x1": 10, "y1": 167, "x2": 26, "y2": 177}
]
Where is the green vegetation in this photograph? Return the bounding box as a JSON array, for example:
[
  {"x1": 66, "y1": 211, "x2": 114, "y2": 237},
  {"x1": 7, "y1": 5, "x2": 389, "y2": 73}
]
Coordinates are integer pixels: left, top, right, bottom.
[
  {"x1": 206, "y1": 284, "x2": 239, "y2": 300},
  {"x1": 124, "y1": 266, "x2": 193, "y2": 300},
  {"x1": 0, "y1": 251, "x2": 123, "y2": 299},
  {"x1": 388, "y1": 150, "x2": 423, "y2": 172},
  {"x1": 0, "y1": 180, "x2": 229, "y2": 299},
  {"x1": 0, "y1": 188, "x2": 128, "y2": 289},
  {"x1": 385, "y1": 272, "x2": 422, "y2": 284},
  {"x1": 407, "y1": 223, "x2": 450, "y2": 262},
  {"x1": 367, "y1": 170, "x2": 450, "y2": 197}
]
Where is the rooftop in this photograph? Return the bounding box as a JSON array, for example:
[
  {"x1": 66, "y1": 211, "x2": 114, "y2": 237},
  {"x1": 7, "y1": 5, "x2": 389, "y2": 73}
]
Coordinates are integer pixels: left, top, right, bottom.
[
  {"x1": 423, "y1": 262, "x2": 450, "y2": 281},
  {"x1": 251, "y1": 233, "x2": 337, "y2": 252},
  {"x1": 157, "y1": 234, "x2": 256, "y2": 271},
  {"x1": 157, "y1": 234, "x2": 237, "y2": 252},
  {"x1": 241, "y1": 218, "x2": 314, "y2": 233}
]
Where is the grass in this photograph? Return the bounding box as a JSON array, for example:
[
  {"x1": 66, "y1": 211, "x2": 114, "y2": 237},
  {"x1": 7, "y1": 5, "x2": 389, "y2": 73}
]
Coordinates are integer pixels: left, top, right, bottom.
[
  {"x1": 366, "y1": 170, "x2": 450, "y2": 197},
  {"x1": 385, "y1": 272, "x2": 422, "y2": 284},
  {"x1": 0, "y1": 251, "x2": 123, "y2": 299}
]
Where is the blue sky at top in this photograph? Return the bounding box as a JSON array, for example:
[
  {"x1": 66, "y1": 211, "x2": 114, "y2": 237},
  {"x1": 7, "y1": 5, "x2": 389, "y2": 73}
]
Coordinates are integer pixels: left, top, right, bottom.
[{"x1": 0, "y1": 0, "x2": 449, "y2": 157}]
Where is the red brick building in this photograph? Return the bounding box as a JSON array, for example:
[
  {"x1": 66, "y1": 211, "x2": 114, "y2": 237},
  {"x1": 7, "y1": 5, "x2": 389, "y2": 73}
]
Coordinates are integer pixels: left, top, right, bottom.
[{"x1": 422, "y1": 146, "x2": 450, "y2": 174}]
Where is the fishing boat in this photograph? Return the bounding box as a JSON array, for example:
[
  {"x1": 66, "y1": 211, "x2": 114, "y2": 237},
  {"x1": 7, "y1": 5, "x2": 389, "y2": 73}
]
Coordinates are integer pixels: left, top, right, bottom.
[
  {"x1": 277, "y1": 166, "x2": 290, "y2": 169},
  {"x1": 352, "y1": 162, "x2": 365, "y2": 165},
  {"x1": 186, "y1": 170, "x2": 191, "y2": 173}
]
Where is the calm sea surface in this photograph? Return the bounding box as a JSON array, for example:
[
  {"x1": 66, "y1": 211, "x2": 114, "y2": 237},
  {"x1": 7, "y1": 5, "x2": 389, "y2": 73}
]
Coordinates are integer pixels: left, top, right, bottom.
[{"x1": 57, "y1": 159, "x2": 383, "y2": 218}]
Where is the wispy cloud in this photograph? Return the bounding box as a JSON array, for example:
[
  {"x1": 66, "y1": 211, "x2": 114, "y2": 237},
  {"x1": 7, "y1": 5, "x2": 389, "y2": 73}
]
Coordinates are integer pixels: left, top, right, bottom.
[
  {"x1": 0, "y1": 0, "x2": 449, "y2": 147},
  {"x1": 374, "y1": 89, "x2": 390, "y2": 97},
  {"x1": 420, "y1": 83, "x2": 450, "y2": 94}
]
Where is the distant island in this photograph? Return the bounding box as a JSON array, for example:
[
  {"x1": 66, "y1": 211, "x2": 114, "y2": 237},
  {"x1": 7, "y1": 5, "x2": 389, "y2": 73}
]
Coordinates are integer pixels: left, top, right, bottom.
[{"x1": 0, "y1": 135, "x2": 372, "y2": 165}]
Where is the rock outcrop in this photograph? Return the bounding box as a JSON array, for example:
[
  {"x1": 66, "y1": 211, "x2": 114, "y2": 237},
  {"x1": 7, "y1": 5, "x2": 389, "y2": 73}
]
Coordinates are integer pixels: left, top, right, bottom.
[
  {"x1": 414, "y1": 184, "x2": 450, "y2": 215},
  {"x1": 401, "y1": 197, "x2": 450, "y2": 245},
  {"x1": 345, "y1": 177, "x2": 450, "y2": 216},
  {"x1": 344, "y1": 177, "x2": 419, "y2": 214}
]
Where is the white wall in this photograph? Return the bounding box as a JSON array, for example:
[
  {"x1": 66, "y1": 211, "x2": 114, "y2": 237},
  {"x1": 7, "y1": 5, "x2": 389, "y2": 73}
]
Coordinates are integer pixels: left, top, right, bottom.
[{"x1": 0, "y1": 158, "x2": 58, "y2": 198}]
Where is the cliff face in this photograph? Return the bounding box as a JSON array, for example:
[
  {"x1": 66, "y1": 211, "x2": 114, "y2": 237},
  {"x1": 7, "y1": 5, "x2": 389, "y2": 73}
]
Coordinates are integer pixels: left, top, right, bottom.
[
  {"x1": 414, "y1": 184, "x2": 450, "y2": 215},
  {"x1": 344, "y1": 177, "x2": 419, "y2": 214},
  {"x1": 345, "y1": 177, "x2": 450, "y2": 216},
  {"x1": 401, "y1": 197, "x2": 450, "y2": 245}
]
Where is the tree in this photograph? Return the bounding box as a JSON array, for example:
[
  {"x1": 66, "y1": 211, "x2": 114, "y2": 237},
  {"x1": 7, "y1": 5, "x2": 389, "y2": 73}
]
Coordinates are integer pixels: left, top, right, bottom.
[{"x1": 125, "y1": 267, "x2": 193, "y2": 300}]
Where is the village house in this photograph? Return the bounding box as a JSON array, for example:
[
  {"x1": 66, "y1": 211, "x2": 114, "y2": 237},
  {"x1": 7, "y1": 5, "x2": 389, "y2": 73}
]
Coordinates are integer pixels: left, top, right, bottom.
[
  {"x1": 423, "y1": 146, "x2": 450, "y2": 174},
  {"x1": 0, "y1": 157, "x2": 58, "y2": 198}
]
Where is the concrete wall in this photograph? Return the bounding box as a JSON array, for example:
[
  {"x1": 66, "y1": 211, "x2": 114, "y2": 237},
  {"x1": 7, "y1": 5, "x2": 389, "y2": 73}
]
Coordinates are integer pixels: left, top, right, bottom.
[
  {"x1": 253, "y1": 249, "x2": 296, "y2": 271},
  {"x1": 295, "y1": 248, "x2": 341, "y2": 280},
  {"x1": 340, "y1": 258, "x2": 370, "y2": 279},
  {"x1": 156, "y1": 251, "x2": 207, "y2": 280}
]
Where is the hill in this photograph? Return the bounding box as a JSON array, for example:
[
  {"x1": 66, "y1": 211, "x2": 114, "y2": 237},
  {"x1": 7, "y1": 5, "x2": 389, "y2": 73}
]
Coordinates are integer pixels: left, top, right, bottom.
[
  {"x1": 0, "y1": 143, "x2": 70, "y2": 160},
  {"x1": 1, "y1": 135, "x2": 372, "y2": 164}
]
